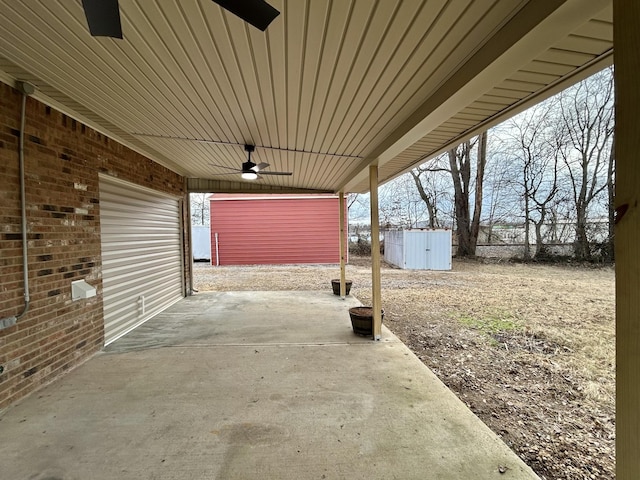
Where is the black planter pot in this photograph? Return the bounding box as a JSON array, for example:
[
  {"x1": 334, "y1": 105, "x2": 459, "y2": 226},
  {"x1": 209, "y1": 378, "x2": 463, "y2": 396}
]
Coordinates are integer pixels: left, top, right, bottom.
[
  {"x1": 331, "y1": 279, "x2": 352, "y2": 296},
  {"x1": 348, "y1": 306, "x2": 384, "y2": 336}
]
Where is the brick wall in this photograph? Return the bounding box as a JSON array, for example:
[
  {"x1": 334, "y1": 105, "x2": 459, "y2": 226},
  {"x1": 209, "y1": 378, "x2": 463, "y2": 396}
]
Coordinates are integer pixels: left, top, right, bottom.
[{"x1": 0, "y1": 82, "x2": 188, "y2": 410}]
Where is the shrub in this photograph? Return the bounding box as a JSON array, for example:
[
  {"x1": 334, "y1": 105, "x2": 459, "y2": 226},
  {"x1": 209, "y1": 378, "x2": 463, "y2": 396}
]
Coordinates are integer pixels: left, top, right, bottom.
[{"x1": 349, "y1": 238, "x2": 371, "y2": 256}]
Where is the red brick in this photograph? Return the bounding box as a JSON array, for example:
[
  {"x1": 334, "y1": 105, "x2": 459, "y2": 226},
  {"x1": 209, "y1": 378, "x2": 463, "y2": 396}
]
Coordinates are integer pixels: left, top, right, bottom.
[{"x1": 0, "y1": 82, "x2": 191, "y2": 410}]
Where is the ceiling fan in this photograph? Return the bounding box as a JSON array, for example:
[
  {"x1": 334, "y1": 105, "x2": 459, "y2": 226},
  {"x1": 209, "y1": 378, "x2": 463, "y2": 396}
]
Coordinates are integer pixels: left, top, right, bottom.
[
  {"x1": 210, "y1": 144, "x2": 293, "y2": 180},
  {"x1": 81, "y1": 0, "x2": 280, "y2": 39}
]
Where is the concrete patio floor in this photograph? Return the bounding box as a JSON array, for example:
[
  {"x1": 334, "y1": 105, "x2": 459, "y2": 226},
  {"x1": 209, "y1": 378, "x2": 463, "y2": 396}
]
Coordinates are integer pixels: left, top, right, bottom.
[{"x1": 0, "y1": 291, "x2": 539, "y2": 480}]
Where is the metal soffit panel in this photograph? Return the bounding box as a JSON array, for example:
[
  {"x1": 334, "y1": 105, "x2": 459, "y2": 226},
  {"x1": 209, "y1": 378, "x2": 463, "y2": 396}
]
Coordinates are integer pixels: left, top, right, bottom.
[
  {"x1": 0, "y1": 0, "x2": 613, "y2": 194},
  {"x1": 345, "y1": 0, "x2": 613, "y2": 192},
  {"x1": 378, "y1": 6, "x2": 614, "y2": 178}
]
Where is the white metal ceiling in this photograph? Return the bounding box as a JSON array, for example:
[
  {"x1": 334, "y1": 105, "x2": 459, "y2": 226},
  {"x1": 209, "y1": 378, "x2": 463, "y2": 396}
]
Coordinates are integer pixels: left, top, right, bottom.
[{"x1": 0, "y1": 0, "x2": 612, "y2": 193}]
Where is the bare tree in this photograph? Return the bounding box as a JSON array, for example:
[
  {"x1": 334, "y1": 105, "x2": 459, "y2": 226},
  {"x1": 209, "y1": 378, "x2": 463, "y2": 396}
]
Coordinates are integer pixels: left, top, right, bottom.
[
  {"x1": 376, "y1": 71, "x2": 613, "y2": 264},
  {"x1": 505, "y1": 103, "x2": 560, "y2": 259},
  {"x1": 410, "y1": 169, "x2": 437, "y2": 228},
  {"x1": 410, "y1": 151, "x2": 455, "y2": 229},
  {"x1": 347, "y1": 193, "x2": 359, "y2": 209},
  {"x1": 605, "y1": 135, "x2": 615, "y2": 262},
  {"x1": 410, "y1": 133, "x2": 488, "y2": 256},
  {"x1": 190, "y1": 193, "x2": 210, "y2": 226},
  {"x1": 447, "y1": 132, "x2": 487, "y2": 257},
  {"x1": 346, "y1": 193, "x2": 371, "y2": 226},
  {"x1": 378, "y1": 175, "x2": 430, "y2": 228},
  {"x1": 480, "y1": 146, "x2": 520, "y2": 244},
  {"x1": 472, "y1": 132, "x2": 487, "y2": 249},
  {"x1": 557, "y1": 68, "x2": 614, "y2": 261}
]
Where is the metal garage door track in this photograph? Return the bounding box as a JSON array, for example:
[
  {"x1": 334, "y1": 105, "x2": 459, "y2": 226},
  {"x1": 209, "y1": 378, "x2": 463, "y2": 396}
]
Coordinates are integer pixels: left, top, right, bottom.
[{"x1": 0, "y1": 291, "x2": 539, "y2": 479}]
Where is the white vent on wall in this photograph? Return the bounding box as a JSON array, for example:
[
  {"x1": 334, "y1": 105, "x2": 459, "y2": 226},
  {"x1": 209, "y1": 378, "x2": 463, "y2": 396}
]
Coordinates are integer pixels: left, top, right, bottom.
[{"x1": 71, "y1": 280, "x2": 96, "y2": 301}]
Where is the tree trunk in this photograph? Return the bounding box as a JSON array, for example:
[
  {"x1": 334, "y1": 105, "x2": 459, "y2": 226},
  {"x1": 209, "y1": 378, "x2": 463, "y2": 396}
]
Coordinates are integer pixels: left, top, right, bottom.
[
  {"x1": 470, "y1": 131, "x2": 487, "y2": 253},
  {"x1": 449, "y1": 136, "x2": 487, "y2": 257},
  {"x1": 574, "y1": 157, "x2": 591, "y2": 261},
  {"x1": 534, "y1": 209, "x2": 548, "y2": 259},
  {"x1": 523, "y1": 196, "x2": 531, "y2": 260},
  {"x1": 606, "y1": 136, "x2": 615, "y2": 262},
  {"x1": 449, "y1": 147, "x2": 472, "y2": 256},
  {"x1": 574, "y1": 206, "x2": 590, "y2": 261}
]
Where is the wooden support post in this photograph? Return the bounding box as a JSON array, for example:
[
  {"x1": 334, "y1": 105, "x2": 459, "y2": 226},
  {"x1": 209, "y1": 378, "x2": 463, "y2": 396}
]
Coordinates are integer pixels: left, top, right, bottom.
[
  {"x1": 614, "y1": 1, "x2": 640, "y2": 478},
  {"x1": 339, "y1": 191, "x2": 347, "y2": 298},
  {"x1": 369, "y1": 165, "x2": 382, "y2": 340}
]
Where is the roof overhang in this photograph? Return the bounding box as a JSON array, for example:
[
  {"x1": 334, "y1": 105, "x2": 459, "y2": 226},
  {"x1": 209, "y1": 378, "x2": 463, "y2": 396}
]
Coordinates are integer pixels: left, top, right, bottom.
[{"x1": 0, "y1": 0, "x2": 612, "y2": 194}]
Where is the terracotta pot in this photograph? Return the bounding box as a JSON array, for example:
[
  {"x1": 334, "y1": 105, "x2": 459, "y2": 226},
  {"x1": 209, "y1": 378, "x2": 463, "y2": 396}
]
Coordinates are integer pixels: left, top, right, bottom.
[
  {"x1": 348, "y1": 306, "x2": 384, "y2": 336},
  {"x1": 331, "y1": 279, "x2": 352, "y2": 296}
]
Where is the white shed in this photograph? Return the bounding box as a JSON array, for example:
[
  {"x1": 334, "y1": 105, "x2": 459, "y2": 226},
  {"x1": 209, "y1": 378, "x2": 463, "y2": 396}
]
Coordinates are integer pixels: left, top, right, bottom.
[{"x1": 383, "y1": 229, "x2": 452, "y2": 270}]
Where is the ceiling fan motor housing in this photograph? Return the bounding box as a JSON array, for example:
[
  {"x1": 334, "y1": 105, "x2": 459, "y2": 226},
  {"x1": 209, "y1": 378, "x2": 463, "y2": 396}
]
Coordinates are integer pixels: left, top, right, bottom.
[
  {"x1": 243, "y1": 144, "x2": 258, "y2": 172},
  {"x1": 242, "y1": 160, "x2": 257, "y2": 172}
]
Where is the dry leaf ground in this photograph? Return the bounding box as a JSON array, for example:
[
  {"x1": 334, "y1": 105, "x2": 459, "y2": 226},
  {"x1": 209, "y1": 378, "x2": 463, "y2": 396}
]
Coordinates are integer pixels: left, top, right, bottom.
[{"x1": 193, "y1": 257, "x2": 615, "y2": 480}]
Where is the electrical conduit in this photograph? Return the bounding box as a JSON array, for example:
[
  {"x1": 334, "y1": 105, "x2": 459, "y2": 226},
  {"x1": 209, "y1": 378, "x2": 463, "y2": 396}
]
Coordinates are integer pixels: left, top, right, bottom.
[
  {"x1": 16, "y1": 82, "x2": 34, "y2": 320},
  {"x1": 0, "y1": 81, "x2": 33, "y2": 329},
  {"x1": 17, "y1": 82, "x2": 32, "y2": 319}
]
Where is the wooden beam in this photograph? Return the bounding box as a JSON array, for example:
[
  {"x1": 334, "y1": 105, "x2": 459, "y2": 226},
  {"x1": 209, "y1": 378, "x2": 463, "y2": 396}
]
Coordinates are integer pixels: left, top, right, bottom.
[
  {"x1": 614, "y1": 1, "x2": 640, "y2": 478},
  {"x1": 370, "y1": 166, "x2": 382, "y2": 340},
  {"x1": 339, "y1": 191, "x2": 347, "y2": 298}
]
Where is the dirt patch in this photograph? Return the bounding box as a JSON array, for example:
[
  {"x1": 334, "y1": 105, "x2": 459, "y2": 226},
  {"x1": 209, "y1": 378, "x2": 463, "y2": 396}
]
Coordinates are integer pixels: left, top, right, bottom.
[{"x1": 193, "y1": 257, "x2": 615, "y2": 479}]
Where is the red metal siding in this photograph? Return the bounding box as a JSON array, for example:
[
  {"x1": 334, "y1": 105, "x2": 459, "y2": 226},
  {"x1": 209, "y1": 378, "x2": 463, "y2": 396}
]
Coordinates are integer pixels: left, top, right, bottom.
[{"x1": 210, "y1": 196, "x2": 345, "y2": 265}]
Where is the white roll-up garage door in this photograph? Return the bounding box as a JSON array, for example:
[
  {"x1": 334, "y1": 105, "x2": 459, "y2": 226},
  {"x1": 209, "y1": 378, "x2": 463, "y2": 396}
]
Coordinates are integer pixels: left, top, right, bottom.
[{"x1": 100, "y1": 176, "x2": 184, "y2": 345}]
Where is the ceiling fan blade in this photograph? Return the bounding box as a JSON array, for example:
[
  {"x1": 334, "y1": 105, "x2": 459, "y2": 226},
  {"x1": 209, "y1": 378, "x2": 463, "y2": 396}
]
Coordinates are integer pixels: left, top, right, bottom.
[
  {"x1": 252, "y1": 162, "x2": 270, "y2": 172},
  {"x1": 259, "y1": 171, "x2": 293, "y2": 176},
  {"x1": 82, "y1": 0, "x2": 123, "y2": 38},
  {"x1": 211, "y1": 0, "x2": 280, "y2": 31},
  {"x1": 209, "y1": 164, "x2": 242, "y2": 172}
]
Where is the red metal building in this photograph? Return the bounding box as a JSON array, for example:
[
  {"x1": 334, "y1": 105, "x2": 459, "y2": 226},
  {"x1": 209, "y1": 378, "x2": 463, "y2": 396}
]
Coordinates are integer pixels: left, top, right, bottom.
[{"x1": 209, "y1": 194, "x2": 346, "y2": 265}]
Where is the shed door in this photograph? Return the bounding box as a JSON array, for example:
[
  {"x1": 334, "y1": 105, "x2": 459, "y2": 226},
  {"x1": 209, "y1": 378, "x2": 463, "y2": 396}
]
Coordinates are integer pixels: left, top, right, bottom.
[
  {"x1": 100, "y1": 176, "x2": 184, "y2": 345},
  {"x1": 403, "y1": 230, "x2": 452, "y2": 270},
  {"x1": 404, "y1": 231, "x2": 428, "y2": 269},
  {"x1": 425, "y1": 230, "x2": 452, "y2": 270}
]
